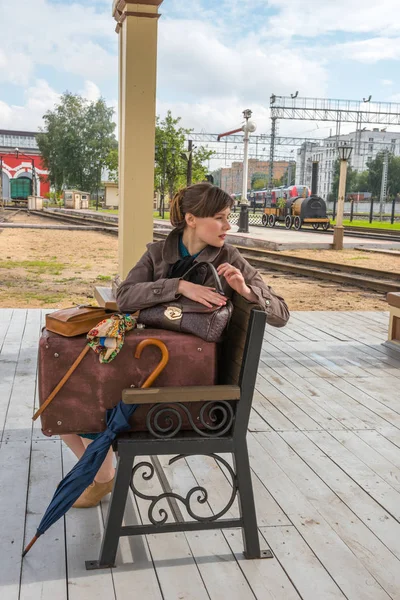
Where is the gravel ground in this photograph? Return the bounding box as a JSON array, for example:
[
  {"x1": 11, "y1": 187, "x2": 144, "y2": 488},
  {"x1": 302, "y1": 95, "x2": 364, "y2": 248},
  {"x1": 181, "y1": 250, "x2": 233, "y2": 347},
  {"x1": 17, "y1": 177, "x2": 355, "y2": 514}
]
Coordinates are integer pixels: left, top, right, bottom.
[{"x1": 0, "y1": 211, "x2": 393, "y2": 311}]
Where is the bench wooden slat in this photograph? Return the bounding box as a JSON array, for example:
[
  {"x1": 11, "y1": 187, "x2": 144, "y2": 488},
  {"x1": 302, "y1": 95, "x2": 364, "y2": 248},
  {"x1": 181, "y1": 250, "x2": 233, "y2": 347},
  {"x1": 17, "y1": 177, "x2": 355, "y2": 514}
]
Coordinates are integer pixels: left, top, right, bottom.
[{"x1": 122, "y1": 384, "x2": 241, "y2": 405}]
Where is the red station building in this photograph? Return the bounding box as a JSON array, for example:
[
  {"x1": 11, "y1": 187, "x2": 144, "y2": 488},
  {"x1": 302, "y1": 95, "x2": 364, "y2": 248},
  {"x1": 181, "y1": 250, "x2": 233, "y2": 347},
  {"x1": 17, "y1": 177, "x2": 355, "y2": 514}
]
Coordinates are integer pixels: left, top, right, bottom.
[{"x1": 0, "y1": 129, "x2": 50, "y2": 200}]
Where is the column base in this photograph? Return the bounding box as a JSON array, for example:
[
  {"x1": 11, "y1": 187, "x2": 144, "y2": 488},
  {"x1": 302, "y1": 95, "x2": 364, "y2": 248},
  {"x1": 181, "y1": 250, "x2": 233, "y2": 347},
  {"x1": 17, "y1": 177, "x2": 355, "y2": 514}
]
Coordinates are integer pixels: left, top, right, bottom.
[
  {"x1": 332, "y1": 226, "x2": 344, "y2": 250},
  {"x1": 237, "y1": 204, "x2": 249, "y2": 233}
]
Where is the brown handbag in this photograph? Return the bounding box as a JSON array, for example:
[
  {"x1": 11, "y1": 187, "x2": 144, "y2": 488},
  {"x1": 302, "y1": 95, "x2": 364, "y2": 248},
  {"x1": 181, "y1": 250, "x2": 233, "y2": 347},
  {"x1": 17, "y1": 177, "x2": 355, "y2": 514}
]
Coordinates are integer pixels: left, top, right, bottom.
[
  {"x1": 45, "y1": 305, "x2": 114, "y2": 337},
  {"x1": 138, "y1": 262, "x2": 233, "y2": 343}
]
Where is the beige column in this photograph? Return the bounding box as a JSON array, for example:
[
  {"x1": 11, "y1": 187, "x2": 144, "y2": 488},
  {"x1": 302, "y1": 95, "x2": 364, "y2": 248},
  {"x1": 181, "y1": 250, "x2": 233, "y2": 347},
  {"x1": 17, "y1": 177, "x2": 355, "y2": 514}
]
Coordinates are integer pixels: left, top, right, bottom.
[{"x1": 113, "y1": 0, "x2": 163, "y2": 279}]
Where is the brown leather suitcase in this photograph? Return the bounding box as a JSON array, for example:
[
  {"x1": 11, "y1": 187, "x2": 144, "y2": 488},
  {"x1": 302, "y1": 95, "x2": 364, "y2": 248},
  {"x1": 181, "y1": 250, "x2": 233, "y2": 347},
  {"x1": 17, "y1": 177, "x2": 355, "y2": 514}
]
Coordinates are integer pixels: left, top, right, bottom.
[{"x1": 38, "y1": 328, "x2": 218, "y2": 436}]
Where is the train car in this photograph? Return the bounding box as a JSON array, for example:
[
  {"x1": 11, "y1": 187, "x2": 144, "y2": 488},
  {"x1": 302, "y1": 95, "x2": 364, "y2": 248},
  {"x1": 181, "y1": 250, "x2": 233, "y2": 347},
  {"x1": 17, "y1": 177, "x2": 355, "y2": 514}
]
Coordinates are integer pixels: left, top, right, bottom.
[
  {"x1": 252, "y1": 185, "x2": 310, "y2": 208},
  {"x1": 262, "y1": 195, "x2": 330, "y2": 230},
  {"x1": 10, "y1": 177, "x2": 32, "y2": 205}
]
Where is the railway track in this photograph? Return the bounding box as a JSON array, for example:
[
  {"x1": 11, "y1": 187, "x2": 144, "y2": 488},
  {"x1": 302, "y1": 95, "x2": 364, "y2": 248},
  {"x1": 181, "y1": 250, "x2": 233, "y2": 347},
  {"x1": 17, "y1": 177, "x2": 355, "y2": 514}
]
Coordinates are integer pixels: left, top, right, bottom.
[
  {"x1": 16, "y1": 209, "x2": 400, "y2": 294},
  {"x1": 153, "y1": 231, "x2": 400, "y2": 294},
  {"x1": 29, "y1": 209, "x2": 118, "y2": 233}
]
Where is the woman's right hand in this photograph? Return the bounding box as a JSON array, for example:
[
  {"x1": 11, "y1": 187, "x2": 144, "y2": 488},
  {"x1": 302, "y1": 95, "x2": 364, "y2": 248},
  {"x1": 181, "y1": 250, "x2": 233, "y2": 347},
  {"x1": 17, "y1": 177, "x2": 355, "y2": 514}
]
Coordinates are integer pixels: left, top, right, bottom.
[{"x1": 177, "y1": 280, "x2": 227, "y2": 309}]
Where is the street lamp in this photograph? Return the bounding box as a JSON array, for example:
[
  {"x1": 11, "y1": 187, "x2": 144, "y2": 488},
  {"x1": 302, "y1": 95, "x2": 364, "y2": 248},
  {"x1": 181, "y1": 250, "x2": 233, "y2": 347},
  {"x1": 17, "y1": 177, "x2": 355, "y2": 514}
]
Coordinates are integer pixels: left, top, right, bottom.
[
  {"x1": 333, "y1": 142, "x2": 353, "y2": 250},
  {"x1": 217, "y1": 109, "x2": 256, "y2": 233},
  {"x1": 238, "y1": 109, "x2": 257, "y2": 233}
]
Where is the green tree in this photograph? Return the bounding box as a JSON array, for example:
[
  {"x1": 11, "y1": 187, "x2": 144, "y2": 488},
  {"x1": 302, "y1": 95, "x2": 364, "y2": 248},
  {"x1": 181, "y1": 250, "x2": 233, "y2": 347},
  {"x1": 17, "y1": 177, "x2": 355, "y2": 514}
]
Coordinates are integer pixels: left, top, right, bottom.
[
  {"x1": 104, "y1": 148, "x2": 119, "y2": 183},
  {"x1": 37, "y1": 92, "x2": 117, "y2": 194},
  {"x1": 366, "y1": 152, "x2": 400, "y2": 198},
  {"x1": 331, "y1": 159, "x2": 359, "y2": 199},
  {"x1": 251, "y1": 171, "x2": 268, "y2": 189},
  {"x1": 355, "y1": 170, "x2": 369, "y2": 192},
  {"x1": 154, "y1": 111, "x2": 214, "y2": 197}
]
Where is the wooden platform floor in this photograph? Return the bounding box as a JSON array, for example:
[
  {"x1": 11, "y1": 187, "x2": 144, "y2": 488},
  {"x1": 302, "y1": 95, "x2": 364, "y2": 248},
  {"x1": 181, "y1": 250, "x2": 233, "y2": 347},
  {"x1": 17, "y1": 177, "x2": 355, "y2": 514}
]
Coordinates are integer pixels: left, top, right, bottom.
[{"x1": 1, "y1": 309, "x2": 400, "y2": 600}]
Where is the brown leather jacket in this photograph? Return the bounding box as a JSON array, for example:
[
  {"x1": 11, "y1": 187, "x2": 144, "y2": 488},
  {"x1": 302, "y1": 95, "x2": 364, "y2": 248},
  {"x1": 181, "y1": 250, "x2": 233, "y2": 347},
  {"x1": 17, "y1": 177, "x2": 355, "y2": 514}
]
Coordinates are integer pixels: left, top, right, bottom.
[{"x1": 116, "y1": 228, "x2": 289, "y2": 328}]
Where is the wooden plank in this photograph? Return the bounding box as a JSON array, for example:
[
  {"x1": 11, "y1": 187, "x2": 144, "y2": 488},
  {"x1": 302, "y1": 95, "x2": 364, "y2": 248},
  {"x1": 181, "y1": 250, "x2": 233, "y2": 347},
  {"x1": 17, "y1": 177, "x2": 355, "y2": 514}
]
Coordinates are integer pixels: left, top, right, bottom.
[
  {"x1": 252, "y1": 390, "x2": 299, "y2": 432},
  {"x1": 259, "y1": 526, "x2": 346, "y2": 600},
  {"x1": 248, "y1": 433, "x2": 390, "y2": 599},
  {"x1": 377, "y1": 426, "x2": 400, "y2": 449},
  {"x1": 122, "y1": 385, "x2": 240, "y2": 404},
  {"x1": 296, "y1": 376, "x2": 392, "y2": 431},
  {"x1": 326, "y1": 377, "x2": 400, "y2": 429},
  {"x1": 328, "y1": 429, "x2": 400, "y2": 493},
  {"x1": 62, "y1": 445, "x2": 116, "y2": 600},
  {"x1": 276, "y1": 431, "x2": 400, "y2": 597},
  {"x1": 257, "y1": 367, "x2": 343, "y2": 431},
  {"x1": 0, "y1": 441, "x2": 31, "y2": 600},
  {"x1": 20, "y1": 440, "x2": 67, "y2": 600},
  {"x1": 0, "y1": 308, "x2": 13, "y2": 351},
  {"x1": 290, "y1": 311, "x2": 354, "y2": 342},
  {"x1": 224, "y1": 529, "x2": 302, "y2": 600},
  {"x1": 357, "y1": 430, "x2": 400, "y2": 466},
  {"x1": 248, "y1": 407, "x2": 272, "y2": 432},
  {"x1": 306, "y1": 430, "x2": 400, "y2": 525},
  {"x1": 344, "y1": 376, "x2": 400, "y2": 416},
  {"x1": 260, "y1": 359, "x2": 374, "y2": 431},
  {"x1": 262, "y1": 335, "x2": 342, "y2": 379},
  {"x1": 2, "y1": 309, "x2": 42, "y2": 443}
]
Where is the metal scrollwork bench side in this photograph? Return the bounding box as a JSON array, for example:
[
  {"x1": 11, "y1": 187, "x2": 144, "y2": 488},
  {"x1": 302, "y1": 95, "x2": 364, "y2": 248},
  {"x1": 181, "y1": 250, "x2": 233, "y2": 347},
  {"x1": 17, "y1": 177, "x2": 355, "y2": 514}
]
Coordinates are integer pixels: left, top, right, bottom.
[{"x1": 86, "y1": 292, "x2": 272, "y2": 570}]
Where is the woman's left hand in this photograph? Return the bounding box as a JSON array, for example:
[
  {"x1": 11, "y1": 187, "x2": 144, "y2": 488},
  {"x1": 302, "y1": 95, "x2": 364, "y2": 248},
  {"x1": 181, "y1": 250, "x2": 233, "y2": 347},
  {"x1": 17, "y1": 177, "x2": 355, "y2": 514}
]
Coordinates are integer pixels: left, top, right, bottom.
[{"x1": 217, "y1": 263, "x2": 257, "y2": 302}]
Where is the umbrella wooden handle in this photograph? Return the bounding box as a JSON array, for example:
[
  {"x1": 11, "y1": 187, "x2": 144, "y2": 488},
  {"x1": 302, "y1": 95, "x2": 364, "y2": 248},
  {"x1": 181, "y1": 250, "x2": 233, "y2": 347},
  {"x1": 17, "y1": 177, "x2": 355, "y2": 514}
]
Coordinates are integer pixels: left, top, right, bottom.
[{"x1": 134, "y1": 339, "x2": 169, "y2": 388}]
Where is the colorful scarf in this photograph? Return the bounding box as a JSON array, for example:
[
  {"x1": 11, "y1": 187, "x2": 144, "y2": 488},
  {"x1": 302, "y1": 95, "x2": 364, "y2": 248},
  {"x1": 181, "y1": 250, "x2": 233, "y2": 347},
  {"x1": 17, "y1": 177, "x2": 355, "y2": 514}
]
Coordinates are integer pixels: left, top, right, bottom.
[{"x1": 87, "y1": 313, "x2": 136, "y2": 363}]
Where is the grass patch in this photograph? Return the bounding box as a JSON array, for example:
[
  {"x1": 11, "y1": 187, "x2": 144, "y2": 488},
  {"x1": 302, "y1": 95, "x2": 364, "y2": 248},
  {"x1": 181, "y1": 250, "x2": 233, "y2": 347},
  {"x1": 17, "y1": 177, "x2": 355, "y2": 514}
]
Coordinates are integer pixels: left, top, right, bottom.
[
  {"x1": 0, "y1": 259, "x2": 66, "y2": 275},
  {"x1": 332, "y1": 219, "x2": 400, "y2": 230},
  {"x1": 95, "y1": 208, "x2": 119, "y2": 215},
  {"x1": 23, "y1": 291, "x2": 65, "y2": 304},
  {"x1": 96, "y1": 274, "x2": 112, "y2": 281},
  {"x1": 153, "y1": 211, "x2": 170, "y2": 220}
]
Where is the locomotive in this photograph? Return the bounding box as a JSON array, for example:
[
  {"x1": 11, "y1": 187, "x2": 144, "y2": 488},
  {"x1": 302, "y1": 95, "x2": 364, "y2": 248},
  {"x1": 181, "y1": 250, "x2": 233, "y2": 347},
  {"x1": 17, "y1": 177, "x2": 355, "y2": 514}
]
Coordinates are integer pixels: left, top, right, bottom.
[{"x1": 261, "y1": 195, "x2": 330, "y2": 230}]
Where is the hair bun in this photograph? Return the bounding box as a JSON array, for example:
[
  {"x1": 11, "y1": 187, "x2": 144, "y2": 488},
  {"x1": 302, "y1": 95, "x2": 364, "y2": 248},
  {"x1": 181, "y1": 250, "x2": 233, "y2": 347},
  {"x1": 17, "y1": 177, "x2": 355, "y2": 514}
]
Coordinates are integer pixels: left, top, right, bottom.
[{"x1": 170, "y1": 188, "x2": 186, "y2": 229}]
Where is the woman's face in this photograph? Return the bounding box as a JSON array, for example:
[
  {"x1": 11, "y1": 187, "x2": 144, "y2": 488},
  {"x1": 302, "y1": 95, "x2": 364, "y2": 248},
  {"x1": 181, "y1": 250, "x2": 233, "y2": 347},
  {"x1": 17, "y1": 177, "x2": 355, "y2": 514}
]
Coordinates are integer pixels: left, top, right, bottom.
[{"x1": 188, "y1": 207, "x2": 232, "y2": 247}]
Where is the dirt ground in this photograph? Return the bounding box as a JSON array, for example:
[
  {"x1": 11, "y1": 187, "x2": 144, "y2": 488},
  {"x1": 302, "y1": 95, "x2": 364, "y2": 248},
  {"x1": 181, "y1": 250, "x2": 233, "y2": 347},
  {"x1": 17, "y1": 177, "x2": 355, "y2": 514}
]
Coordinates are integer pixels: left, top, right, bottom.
[{"x1": 0, "y1": 211, "x2": 394, "y2": 311}]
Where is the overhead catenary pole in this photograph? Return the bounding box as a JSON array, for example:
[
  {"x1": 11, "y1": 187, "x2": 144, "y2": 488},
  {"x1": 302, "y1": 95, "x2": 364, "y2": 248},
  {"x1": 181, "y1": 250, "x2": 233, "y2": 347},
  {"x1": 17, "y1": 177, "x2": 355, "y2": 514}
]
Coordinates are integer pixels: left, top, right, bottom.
[
  {"x1": 379, "y1": 149, "x2": 389, "y2": 221},
  {"x1": 186, "y1": 139, "x2": 193, "y2": 186}
]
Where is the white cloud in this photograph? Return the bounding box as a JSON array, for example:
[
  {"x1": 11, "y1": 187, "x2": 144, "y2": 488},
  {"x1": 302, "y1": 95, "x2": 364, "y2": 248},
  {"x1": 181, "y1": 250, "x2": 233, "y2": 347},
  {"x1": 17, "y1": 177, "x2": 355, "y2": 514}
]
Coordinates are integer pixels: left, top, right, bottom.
[
  {"x1": 0, "y1": 80, "x2": 60, "y2": 130},
  {"x1": 265, "y1": 0, "x2": 400, "y2": 38},
  {"x1": 79, "y1": 80, "x2": 101, "y2": 103},
  {"x1": 333, "y1": 37, "x2": 400, "y2": 63},
  {"x1": 0, "y1": 0, "x2": 117, "y2": 84},
  {"x1": 158, "y1": 19, "x2": 327, "y2": 105},
  {"x1": 381, "y1": 79, "x2": 393, "y2": 86}
]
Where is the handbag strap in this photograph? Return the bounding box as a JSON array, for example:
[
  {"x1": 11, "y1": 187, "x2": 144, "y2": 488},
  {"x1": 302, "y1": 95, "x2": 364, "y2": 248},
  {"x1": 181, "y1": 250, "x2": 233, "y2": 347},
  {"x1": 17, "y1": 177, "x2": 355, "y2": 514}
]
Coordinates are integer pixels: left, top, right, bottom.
[
  {"x1": 181, "y1": 261, "x2": 225, "y2": 295},
  {"x1": 32, "y1": 344, "x2": 90, "y2": 421}
]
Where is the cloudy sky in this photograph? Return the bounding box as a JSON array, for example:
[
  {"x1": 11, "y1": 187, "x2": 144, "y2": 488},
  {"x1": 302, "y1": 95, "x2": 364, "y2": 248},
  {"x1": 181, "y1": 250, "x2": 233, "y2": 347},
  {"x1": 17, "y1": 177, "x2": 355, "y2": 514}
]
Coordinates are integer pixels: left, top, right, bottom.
[{"x1": 1, "y1": 0, "x2": 400, "y2": 146}]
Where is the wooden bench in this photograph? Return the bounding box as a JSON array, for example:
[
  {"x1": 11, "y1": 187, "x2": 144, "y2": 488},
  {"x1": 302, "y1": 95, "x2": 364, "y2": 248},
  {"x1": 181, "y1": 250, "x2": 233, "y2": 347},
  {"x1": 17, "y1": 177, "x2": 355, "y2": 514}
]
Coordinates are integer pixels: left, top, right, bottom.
[
  {"x1": 385, "y1": 292, "x2": 400, "y2": 351},
  {"x1": 87, "y1": 287, "x2": 272, "y2": 569}
]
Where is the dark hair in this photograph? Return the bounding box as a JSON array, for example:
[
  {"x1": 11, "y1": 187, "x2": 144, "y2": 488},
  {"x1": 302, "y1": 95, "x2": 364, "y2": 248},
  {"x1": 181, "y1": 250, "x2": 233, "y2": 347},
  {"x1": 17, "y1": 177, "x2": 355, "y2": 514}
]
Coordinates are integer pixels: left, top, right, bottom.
[{"x1": 169, "y1": 183, "x2": 234, "y2": 230}]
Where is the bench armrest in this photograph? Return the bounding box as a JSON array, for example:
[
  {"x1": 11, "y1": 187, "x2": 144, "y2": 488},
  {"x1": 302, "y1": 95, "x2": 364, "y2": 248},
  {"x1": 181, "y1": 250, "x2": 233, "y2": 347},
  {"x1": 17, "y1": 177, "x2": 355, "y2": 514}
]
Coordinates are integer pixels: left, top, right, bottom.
[{"x1": 122, "y1": 385, "x2": 241, "y2": 405}]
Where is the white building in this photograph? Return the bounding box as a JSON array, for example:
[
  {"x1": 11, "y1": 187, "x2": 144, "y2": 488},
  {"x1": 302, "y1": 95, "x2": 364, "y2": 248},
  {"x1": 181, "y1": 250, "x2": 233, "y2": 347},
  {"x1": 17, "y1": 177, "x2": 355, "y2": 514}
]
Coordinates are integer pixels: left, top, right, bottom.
[{"x1": 295, "y1": 129, "x2": 400, "y2": 198}]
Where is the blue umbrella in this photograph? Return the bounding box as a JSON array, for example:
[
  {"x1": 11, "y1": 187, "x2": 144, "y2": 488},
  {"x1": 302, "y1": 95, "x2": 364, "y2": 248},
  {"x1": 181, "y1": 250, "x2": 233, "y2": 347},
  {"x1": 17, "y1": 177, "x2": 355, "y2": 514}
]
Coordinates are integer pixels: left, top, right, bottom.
[{"x1": 23, "y1": 338, "x2": 169, "y2": 557}]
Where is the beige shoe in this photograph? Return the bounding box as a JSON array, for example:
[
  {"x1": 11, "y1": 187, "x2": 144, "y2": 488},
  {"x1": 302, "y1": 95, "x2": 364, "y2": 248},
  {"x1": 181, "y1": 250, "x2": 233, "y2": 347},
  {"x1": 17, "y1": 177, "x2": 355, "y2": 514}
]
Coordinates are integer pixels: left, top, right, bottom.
[{"x1": 72, "y1": 477, "x2": 115, "y2": 508}]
